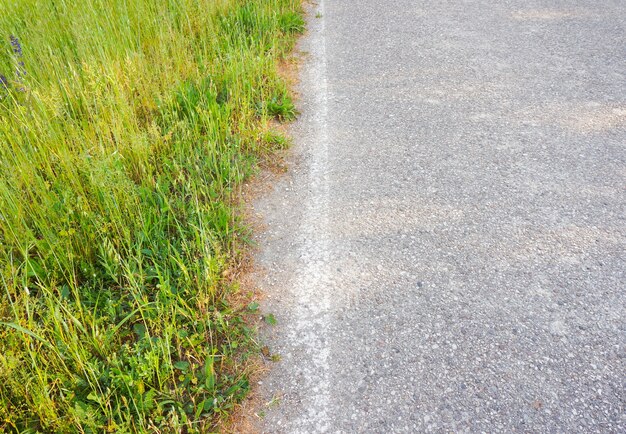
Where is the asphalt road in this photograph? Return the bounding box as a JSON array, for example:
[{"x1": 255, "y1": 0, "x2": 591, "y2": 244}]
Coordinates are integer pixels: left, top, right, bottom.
[{"x1": 253, "y1": 0, "x2": 626, "y2": 432}]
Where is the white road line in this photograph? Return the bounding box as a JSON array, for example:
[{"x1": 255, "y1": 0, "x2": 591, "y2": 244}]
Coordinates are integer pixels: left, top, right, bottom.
[{"x1": 288, "y1": 1, "x2": 331, "y2": 432}]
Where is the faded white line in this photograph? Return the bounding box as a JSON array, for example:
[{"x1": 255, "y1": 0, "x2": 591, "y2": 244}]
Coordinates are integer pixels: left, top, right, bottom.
[{"x1": 287, "y1": 0, "x2": 332, "y2": 432}]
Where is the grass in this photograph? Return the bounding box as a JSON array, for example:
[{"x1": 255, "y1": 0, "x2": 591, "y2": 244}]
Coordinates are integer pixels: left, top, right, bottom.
[{"x1": 0, "y1": 0, "x2": 303, "y2": 432}]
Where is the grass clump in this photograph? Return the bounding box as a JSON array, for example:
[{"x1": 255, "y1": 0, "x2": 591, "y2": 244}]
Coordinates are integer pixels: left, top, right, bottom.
[{"x1": 0, "y1": 0, "x2": 303, "y2": 432}]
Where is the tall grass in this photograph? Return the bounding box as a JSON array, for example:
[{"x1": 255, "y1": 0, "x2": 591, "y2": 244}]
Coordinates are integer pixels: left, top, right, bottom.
[{"x1": 0, "y1": 0, "x2": 303, "y2": 431}]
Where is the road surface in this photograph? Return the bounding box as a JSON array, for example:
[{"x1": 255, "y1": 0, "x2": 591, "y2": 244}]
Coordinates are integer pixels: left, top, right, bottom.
[{"x1": 253, "y1": 0, "x2": 626, "y2": 432}]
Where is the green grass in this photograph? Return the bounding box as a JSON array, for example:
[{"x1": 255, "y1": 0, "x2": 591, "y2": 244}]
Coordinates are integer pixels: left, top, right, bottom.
[{"x1": 0, "y1": 0, "x2": 303, "y2": 432}]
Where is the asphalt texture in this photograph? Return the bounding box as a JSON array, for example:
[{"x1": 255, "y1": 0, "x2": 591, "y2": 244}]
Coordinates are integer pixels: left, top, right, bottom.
[{"x1": 253, "y1": 1, "x2": 626, "y2": 432}]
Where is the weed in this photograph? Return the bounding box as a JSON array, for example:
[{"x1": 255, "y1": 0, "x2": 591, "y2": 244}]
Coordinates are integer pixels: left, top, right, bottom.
[
  {"x1": 263, "y1": 130, "x2": 292, "y2": 149},
  {"x1": 279, "y1": 11, "x2": 306, "y2": 34},
  {"x1": 0, "y1": 0, "x2": 303, "y2": 432},
  {"x1": 264, "y1": 93, "x2": 298, "y2": 121},
  {"x1": 264, "y1": 313, "x2": 278, "y2": 326}
]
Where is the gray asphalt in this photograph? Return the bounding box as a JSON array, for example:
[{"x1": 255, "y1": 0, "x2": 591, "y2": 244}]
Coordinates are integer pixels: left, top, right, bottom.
[{"x1": 253, "y1": 0, "x2": 626, "y2": 432}]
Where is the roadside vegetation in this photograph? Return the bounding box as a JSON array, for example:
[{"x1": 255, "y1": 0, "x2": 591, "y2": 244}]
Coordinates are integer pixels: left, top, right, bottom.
[{"x1": 0, "y1": 0, "x2": 303, "y2": 431}]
